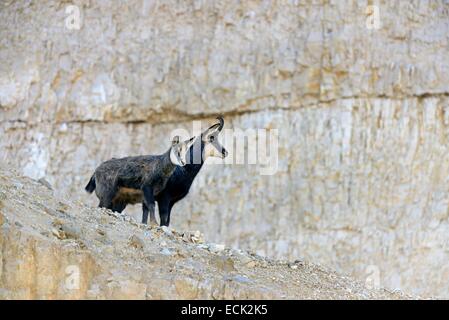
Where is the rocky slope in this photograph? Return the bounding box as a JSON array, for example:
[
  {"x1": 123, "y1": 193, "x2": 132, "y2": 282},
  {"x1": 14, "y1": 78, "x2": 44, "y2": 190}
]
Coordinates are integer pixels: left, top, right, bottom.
[{"x1": 0, "y1": 167, "x2": 406, "y2": 299}]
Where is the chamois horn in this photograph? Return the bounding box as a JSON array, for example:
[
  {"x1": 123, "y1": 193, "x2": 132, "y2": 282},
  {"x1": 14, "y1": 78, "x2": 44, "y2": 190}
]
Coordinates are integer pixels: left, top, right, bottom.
[{"x1": 216, "y1": 116, "x2": 224, "y2": 131}]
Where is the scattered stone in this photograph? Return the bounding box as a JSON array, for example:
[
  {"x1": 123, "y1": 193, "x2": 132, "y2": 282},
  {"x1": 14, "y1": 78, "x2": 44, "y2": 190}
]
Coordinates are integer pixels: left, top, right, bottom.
[
  {"x1": 181, "y1": 233, "x2": 190, "y2": 242},
  {"x1": 180, "y1": 230, "x2": 205, "y2": 244},
  {"x1": 129, "y1": 219, "x2": 139, "y2": 227},
  {"x1": 208, "y1": 243, "x2": 225, "y2": 254},
  {"x1": 40, "y1": 230, "x2": 51, "y2": 237},
  {"x1": 51, "y1": 227, "x2": 65, "y2": 240},
  {"x1": 121, "y1": 214, "x2": 131, "y2": 222},
  {"x1": 103, "y1": 246, "x2": 114, "y2": 255},
  {"x1": 57, "y1": 202, "x2": 70, "y2": 214},
  {"x1": 192, "y1": 230, "x2": 204, "y2": 243},
  {"x1": 160, "y1": 248, "x2": 172, "y2": 256},
  {"x1": 175, "y1": 250, "x2": 187, "y2": 259},
  {"x1": 37, "y1": 178, "x2": 53, "y2": 190},
  {"x1": 161, "y1": 225, "x2": 172, "y2": 235},
  {"x1": 75, "y1": 240, "x2": 87, "y2": 249},
  {"x1": 210, "y1": 255, "x2": 235, "y2": 272},
  {"x1": 128, "y1": 235, "x2": 144, "y2": 249},
  {"x1": 190, "y1": 230, "x2": 204, "y2": 243},
  {"x1": 146, "y1": 255, "x2": 156, "y2": 263},
  {"x1": 259, "y1": 260, "x2": 269, "y2": 268},
  {"x1": 52, "y1": 219, "x2": 63, "y2": 227},
  {"x1": 245, "y1": 261, "x2": 257, "y2": 268},
  {"x1": 225, "y1": 275, "x2": 251, "y2": 284},
  {"x1": 61, "y1": 224, "x2": 81, "y2": 239},
  {"x1": 99, "y1": 216, "x2": 109, "y2": 225},
  {"x1": 236, "y1": 253, "x2": 252, "y2": 264}
]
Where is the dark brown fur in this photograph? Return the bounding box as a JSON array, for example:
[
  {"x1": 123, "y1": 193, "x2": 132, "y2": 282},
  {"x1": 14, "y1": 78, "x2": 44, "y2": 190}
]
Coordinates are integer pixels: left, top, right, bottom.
[{"x1": 112, "y1": 187, "x2": 143, "y2": 205}]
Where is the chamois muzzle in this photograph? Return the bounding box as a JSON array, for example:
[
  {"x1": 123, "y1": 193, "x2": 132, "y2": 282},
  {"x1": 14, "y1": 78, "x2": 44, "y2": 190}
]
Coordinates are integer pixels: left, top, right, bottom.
[
  {"x1": 201, "y1": 116, "x2": 228, "y2": 159},
  {"x1": 221, "y1": 148, "x2": 228, "y2": 158}
]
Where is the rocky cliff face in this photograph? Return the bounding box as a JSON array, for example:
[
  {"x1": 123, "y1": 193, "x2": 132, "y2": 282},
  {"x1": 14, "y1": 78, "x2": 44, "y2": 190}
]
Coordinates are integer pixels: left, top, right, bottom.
[{"x1": 0, "y1": 0, "x2": 448, "y2": 297}]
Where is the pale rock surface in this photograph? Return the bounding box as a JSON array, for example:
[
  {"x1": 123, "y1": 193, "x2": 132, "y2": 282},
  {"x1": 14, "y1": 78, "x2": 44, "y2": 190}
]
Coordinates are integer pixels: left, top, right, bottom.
[{"x1": 0, "y1": 0, "x2": 448, "y2": 297}]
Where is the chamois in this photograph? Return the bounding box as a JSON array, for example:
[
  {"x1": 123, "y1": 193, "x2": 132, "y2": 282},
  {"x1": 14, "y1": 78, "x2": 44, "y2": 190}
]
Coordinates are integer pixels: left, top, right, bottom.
[
  {"x1": 154, "y1": 116, "x2": 228, "y2": 226},
  {"x1": 85, "y1": 135, "x2": 195, "y2": 224}
]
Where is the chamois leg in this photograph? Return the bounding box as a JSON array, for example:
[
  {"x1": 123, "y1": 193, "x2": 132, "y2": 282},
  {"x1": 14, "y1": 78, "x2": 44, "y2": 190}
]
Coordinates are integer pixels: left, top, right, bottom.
[
  {"x1": 158, "y1": 197, "x2": 174, "y2": 227},
  {"x1": 97, "y1": 183, "x2": 117, "y2": 210},
  {"x1": 98, "y1": 192, "x2": 116, "y2": 210},
  {"x1": 158, "y1": 198, "x2": 170, "y2": 227},
  {"x1": 142, "y1": 185, "x2": 156, "y2": 225},
  {"x1": 142, "y1": 202, "x2": 157, "y2": 225},
  {"x1": 111, "y1": 201, "x2": 127, "y2": 213}
]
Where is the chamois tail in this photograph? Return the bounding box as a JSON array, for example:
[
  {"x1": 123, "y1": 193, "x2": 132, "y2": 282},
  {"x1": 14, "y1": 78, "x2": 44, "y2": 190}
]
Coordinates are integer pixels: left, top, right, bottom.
[{"x1": 85, "y1": 175, "x2": 96, "y2": 193}]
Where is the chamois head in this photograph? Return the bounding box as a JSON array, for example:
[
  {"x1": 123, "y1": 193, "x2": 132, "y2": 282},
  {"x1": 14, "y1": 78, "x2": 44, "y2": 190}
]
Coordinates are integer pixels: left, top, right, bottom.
[
  {"x1": 170, "y1": 136, "x2": 195, "y2": 166},
  {"x1": 202, "y1": 116, "x2": 228, "y2": 159}
]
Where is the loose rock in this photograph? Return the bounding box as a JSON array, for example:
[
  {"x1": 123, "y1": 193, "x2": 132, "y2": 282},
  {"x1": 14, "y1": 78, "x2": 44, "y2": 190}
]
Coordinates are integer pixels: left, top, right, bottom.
[
  {"x1": 128, "y1": 235, "x2": 144, "y2": 249},
  {"x1": 208, "y1": 243, "x2": 225, "y2": 254}
]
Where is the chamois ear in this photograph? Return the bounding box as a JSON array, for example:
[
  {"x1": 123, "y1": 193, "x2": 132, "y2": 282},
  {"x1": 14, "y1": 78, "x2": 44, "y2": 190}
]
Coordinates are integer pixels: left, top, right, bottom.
[
  {"x1": 187, "y1": 136, "x2": 195, "y2": 148},
  {"x1": 171, "y1": 135, "x2": 180, "y2": 146}
]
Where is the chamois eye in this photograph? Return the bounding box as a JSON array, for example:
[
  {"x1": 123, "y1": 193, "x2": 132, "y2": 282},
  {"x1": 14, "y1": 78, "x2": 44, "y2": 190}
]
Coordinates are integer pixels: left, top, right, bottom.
[{"x1": 209, "y1": 136, "x2": 215, "y2": 142}]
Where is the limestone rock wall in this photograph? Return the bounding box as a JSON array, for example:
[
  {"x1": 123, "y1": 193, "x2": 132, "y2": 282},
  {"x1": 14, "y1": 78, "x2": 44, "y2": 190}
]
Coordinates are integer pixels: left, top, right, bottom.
[{"x1": 1, "y1": 0, "x2": 449, "y2": 297}]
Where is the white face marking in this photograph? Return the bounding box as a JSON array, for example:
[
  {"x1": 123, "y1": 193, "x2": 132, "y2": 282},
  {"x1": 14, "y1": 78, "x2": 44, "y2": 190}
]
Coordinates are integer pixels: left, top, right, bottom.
[
  {"x1": 170, "y1": 146, "x2": 184, "y2": 166},
  {"x1": 203, "y1": 126, "x2": 219, "y2": 142},
  {"x1": 203, "y1": 137, "x2": 226, "y2": 159},
  {"x1": 169, "y1": 137, "x2": 196, "y2": 166}
]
